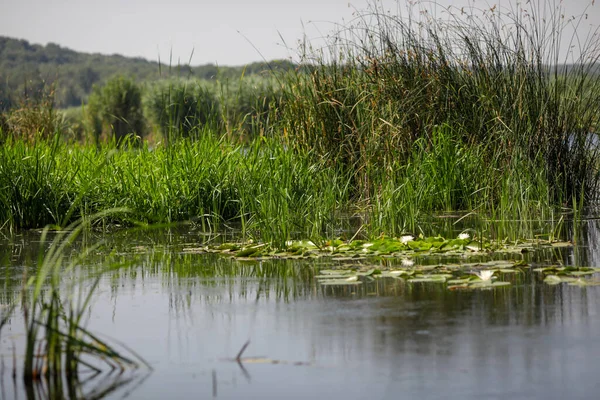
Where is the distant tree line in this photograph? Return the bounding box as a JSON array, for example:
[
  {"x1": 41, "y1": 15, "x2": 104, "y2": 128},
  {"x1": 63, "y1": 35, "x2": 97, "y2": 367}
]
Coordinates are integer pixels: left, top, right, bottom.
[{"x1": 0, "y1": 36, "x2": 296, "y2": 110}]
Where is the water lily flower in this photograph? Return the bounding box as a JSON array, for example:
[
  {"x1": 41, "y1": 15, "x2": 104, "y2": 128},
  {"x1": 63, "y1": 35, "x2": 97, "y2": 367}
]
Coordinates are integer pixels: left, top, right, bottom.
[
  {"x1": 475, "y1": 270, "x2": 494, "y2": 281},
  {"x1": 400, "y1": 235, "x2": 414, "y2": 244},
  {"x1": 401, "y1": 258, "x2": 414, "y2": 267},
  {"x1": 458, "y1": 232, "x2": 470, "y2": 240}
]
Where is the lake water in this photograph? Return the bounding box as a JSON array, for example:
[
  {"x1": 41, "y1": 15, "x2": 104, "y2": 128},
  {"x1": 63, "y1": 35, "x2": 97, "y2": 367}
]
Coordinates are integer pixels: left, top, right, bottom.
[{"x1": 1, "y1": 221, "x2": 600, "y2": 399}]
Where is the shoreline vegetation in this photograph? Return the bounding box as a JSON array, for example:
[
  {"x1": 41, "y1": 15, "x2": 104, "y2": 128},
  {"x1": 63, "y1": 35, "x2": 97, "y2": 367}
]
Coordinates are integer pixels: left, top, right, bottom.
[
  {"x1": 1, "y1": 0, "x2": 599, "y2": 244},
  {"x1": 3, "y1": 1, "x2": 600, "y2": 393}
]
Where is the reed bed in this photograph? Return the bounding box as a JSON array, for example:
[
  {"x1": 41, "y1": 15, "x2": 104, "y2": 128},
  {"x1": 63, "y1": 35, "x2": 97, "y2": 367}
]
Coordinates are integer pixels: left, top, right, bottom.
[
  {"x1": 275, "y1": 0, "x2": 600, "y2": 234},
  {"x1": 1, "y1": 0, "x2": 599, "y2": 242}
]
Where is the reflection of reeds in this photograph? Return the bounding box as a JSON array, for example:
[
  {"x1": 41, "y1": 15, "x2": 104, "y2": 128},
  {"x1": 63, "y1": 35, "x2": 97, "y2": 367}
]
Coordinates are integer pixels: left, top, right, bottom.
[{"x1": 1, "y1": 210, "x2": 150, "y2": 396}]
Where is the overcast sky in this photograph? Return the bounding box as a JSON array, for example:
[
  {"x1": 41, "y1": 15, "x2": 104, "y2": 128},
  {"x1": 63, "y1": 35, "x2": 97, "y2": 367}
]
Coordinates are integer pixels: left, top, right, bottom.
[{"x1": 0, "y1": 0, "x2": 598, "y2": 66}]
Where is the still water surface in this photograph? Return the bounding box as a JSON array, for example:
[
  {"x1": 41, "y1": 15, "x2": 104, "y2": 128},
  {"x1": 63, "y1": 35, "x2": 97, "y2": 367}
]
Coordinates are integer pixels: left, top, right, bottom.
[{"x1": 1, "y1": 222, "x2": 600, "y2": 399}]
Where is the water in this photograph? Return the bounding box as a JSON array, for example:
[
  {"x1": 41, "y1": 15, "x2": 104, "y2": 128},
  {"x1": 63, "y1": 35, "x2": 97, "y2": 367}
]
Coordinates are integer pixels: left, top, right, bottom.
[{"x1": 1, "y1": 222, "x2": 600, "y2": 399}]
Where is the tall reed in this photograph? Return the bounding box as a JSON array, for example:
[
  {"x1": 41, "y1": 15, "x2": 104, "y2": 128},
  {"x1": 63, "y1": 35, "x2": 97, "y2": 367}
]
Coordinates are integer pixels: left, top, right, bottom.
[{"x1": 275, "y1": 0, "x2": 600, "y2": 225}]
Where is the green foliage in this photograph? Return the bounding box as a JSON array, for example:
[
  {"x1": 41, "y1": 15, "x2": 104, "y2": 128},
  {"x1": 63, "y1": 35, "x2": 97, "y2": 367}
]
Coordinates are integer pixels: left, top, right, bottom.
[
  {"x1": 2, "y1": 2, "x2": 600, "y2": 243},
  {"x1": 87, "y1": 76, "x2": 146, "y2": 145},
  {"x1": 59, "y1": 106, "x2": 87, "y2": 142},
  {"x1": 0, "y1": 135, "x2": 352, "y2": 241},
  {"x1": 218, "y1": 75, "x2": 283, "y2": 138},
  {"x1": 0, "y1": 36, "x2": 296, "y2": 109},
  {"x1": 145, "y1": 79, "x2": 219, "y2": 140}
]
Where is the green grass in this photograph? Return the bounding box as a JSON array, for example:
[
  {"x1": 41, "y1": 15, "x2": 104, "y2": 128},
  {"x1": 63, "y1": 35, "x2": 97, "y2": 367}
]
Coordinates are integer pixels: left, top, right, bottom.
[
  {"x1": 0, "y1": 133, "x2": 353, "y2": 243},
  {"x1": 2, "y1": 0, "x2": 600, "y2": 244}
]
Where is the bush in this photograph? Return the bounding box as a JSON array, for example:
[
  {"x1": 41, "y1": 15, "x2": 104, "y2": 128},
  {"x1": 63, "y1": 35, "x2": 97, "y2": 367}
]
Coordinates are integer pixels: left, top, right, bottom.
[
  {"x1": 2, "y1": 89, "x2": 59, "y2": 142},
  {"x1": 218, "y1": 75, "x2": 282, "y2": 139},
  {"x1": 145, "y1": 79, "x2": 219, "y2": 141},
  {"x1": 87, "y1": 76, "x2": 146, "y2": 146}
]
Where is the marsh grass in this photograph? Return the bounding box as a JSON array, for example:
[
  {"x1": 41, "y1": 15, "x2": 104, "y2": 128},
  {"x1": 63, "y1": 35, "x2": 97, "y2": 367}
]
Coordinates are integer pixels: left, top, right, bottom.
[
  {"x1": 0, "y1": 133, "x2": 353, "y2": 243},
  {"x1": 2, "y1": 0, "x2": 599, "y2": 243},
  {"x1": 275, "y1": 0, "x2": 600, "y2": 234},
  {"x1": 0, "y1": 211, "x2": 149, "y2": 396}
]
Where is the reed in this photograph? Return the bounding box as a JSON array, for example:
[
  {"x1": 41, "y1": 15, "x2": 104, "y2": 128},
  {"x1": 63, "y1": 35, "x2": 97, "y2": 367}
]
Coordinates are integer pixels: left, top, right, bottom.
[
  {"x1": 3, "y1": 0, "x2": 599, "y2": 243},
  {"x1": 275, "y1": 0, "x2": 600, "y2": 226},
  {"x1": 0, "y1": 211, "x2": 149, "y2": 394}
]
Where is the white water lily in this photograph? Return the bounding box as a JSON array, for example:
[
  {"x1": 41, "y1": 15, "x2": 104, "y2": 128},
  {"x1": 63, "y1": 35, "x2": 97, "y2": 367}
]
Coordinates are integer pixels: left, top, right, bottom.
[
  {"x1": 400, "y1": 235, "x2": 414, "y2": 244},
  {"x1": 401, "y1": 258, "x2": 415, "y2": 267},
  {"x1": 458, "y1": 233, "x2": 470, "y2": 240},
  {"x1": 475, "y1": 270, "x2": 494, "y2": 281}
]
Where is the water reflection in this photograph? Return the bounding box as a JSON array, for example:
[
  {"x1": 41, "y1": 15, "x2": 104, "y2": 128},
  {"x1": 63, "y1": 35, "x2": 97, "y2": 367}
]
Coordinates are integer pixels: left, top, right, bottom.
[{"x1": 1, "y1": 221, "x2": 600, "y2": 399}]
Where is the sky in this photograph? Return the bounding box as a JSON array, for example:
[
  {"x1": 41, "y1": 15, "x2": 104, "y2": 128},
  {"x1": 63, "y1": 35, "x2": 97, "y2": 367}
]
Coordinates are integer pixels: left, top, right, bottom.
[{"x1": 0, "y1": 0, "x2": 598, "y2": 66}]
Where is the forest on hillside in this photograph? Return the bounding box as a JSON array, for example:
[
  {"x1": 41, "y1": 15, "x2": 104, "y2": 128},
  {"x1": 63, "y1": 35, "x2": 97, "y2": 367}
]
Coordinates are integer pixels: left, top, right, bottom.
[{"x1": 0, "y1": 36, "x2": 296, "y2": 110}]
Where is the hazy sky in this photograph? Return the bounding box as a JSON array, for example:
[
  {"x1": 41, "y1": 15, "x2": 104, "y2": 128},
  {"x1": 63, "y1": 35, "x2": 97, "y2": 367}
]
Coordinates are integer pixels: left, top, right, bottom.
[{"x1": 0, "y1": 0, "x2": 598, "y2": 66}]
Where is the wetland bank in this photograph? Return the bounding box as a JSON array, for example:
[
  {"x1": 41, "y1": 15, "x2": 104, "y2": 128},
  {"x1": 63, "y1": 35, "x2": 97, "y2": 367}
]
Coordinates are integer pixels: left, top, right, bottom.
[{"x1": 2, "y1": 0, "x2": 600, "y2": 398}]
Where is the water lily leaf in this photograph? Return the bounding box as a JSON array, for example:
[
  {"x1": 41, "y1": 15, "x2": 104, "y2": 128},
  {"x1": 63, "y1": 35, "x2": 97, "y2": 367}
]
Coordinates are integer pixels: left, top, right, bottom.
[
  {"x1": 534, "y1": 266, "x2": 562, "y2": 274},
  {"x1": 551, "y1": 241, "x2": 573, "y2": 247},
  {"x1": 544, "y1": 275, "x2": 562, "y2": 285},
  {"x1": 319, "y1": 279, "x2": 362, "y2": 286},
  {"x1": 469, "y1": 280, "x2": 511, "y2": 289},
  {"x1": 408, "y1": 274, "x2": 448, "y2": 283},
  {"x1": 360, "y1": 269, "x2": 382, "y2": 277},
  {"x1": 447, "y1": 278, "x2": 472, "y2": 284},
  {"x1": 544, "y1": 275, "x2": 578, "y2": 285},
  {"x1": 498, "y1": 268, "x2": 522, "y2": 274},
  {"x1": 568, "y1": 279, "x2": 600, "y2": 286},
  {"x1": 217, "y1": 243, "x2": 240, "y2": 251},
  {"x1": 326, "y1": 239, "x2": 344, "y2": 248},
  {"x1": 567, "y1": 270, "x2": 596, "y2": 276},
  {"x1": 380, "y1": 270, "x2": 409, "y2": 278},
  {"x1": 236, "y1": 248, "x2": 259, "y2": 257},
  {"x1": 415, "y1": 265, "x2": 437, "y2": 272},
  {"x1": 319, "y1": 269, "x2": 354, "y2": 275},
  {"x1": 448, "y1": 284, "x2": 470, "y2": 290}
]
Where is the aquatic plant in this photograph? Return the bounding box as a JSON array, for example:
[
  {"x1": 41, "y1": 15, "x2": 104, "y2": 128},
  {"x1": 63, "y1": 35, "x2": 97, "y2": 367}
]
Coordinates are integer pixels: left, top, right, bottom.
[
  {"x1": 474, "y1": 270, "x2": 495, "y2": 281},
  {"x1": 274, "y1": 0, "x2": 600, "y2": 229},
  {"x1": 0, "y1": 211, "x2": 149, "y2": 394},
  {"x1": 87, "y1": 75, "x2": 146, "y2": 146},
  {"x1": 2, "y1": 0, "x2": 598, "y2": 243},
  {"x1": 145, "y1": 78, "x2": 220, "y2": 142}
]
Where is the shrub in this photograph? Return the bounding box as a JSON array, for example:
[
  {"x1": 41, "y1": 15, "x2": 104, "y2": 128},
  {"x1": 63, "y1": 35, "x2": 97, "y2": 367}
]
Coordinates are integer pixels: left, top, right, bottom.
[
  {"x1": 145, "y1": 79, "x2": 219, "y2": 141},
  {"x1": 87, "y1": 75, "x2": 146, "y2": 146},
  {"x1": 3, "y1": 89, "x2": 59, "y2": 141}
]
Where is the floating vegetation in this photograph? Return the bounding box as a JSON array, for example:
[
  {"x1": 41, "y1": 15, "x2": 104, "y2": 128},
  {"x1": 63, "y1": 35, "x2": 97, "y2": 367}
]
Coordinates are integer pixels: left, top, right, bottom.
[
  {"x1": 178, "y1": 233, "x2": 600, "y2": 290},
  {"x1": 184, "y1": 235, "x2": 573, "y2": 261},
  {"x1": 535, "y1": 266, "x2": 600, "y2": 286},
  {"x1": 314, "y1": 265, "x2": 513, "y2": 291}
]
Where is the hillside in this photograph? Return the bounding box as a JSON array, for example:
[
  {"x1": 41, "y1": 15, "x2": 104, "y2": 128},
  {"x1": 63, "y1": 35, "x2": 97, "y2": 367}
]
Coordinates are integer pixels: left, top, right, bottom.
[{"x1": 0, "y1": 36, "x2": 295, "y2": 110}]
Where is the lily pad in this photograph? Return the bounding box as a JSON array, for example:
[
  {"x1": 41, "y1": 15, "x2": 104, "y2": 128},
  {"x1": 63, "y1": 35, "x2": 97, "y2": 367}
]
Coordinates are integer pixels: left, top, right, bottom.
[
  {"x1": 408, "y1": 274, "x2": 450, "y2": 283},
  {"x1": 543, "y1": 275, "x2": 577, "y2": 285},
  {"x1": 318, "y1": 279, "x2": 362, "y2": 286},
  {"x1": 468, "y1": 281, "x2": 511, "y2": 289}
]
